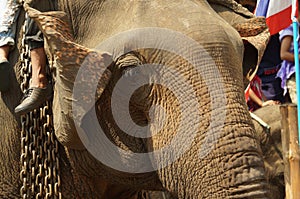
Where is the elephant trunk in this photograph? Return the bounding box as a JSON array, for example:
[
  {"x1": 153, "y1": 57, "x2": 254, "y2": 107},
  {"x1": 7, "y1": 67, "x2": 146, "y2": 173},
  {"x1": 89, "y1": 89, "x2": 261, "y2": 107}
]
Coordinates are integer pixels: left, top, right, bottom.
[
  {"x1": 125, "y1": 47, "x2": 270, "y2": 198},
  {"x1": 151, "y1": 100, "x2": 269, "y2": 198}
]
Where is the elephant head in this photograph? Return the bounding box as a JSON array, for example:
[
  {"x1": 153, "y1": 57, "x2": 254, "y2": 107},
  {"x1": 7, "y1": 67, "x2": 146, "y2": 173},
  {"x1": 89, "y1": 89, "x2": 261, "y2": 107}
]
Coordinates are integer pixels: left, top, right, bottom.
[{"x1": 25, "y1": 0, "x2": 270, "y2": 198}]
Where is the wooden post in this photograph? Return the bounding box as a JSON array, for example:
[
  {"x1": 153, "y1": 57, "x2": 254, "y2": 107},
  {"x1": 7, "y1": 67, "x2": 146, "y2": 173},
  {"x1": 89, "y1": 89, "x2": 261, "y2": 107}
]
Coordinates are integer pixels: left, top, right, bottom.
[{"x1": 280, "y1": 104, "x2": 300, "y2": 199}]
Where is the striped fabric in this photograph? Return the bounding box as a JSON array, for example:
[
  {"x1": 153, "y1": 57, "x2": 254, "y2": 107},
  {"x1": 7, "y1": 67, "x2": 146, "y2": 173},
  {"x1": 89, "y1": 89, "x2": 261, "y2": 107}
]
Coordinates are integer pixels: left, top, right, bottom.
[{"x1": 255, "y1": 0, "x2": 298, "y2": 35}]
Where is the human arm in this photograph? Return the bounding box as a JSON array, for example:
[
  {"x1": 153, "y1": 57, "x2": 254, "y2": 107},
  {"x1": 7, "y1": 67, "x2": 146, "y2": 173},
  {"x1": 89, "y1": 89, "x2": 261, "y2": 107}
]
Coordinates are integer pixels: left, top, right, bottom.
[
  {"x1": 248, "y1": 88, "x2": 280, "y2": 107},
  {"x1": 280, "y1": 35, "x2": 298, "y2": 62},
  {"x1": 248, "y1": 87, "x2": 263, "y2": 106}
]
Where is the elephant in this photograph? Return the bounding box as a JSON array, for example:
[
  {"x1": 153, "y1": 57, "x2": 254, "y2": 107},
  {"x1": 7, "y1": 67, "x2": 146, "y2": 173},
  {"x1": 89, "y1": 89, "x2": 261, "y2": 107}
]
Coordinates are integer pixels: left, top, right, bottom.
[
  {"x1": 251, "y1": 105, "x2": 285, "y2": 199},
  {"x1": 0, "y1": 0, "x2": 272, "y2": 198},
  {"x1": 145, "y1": 105, "x2": 285, "y2": 199}
]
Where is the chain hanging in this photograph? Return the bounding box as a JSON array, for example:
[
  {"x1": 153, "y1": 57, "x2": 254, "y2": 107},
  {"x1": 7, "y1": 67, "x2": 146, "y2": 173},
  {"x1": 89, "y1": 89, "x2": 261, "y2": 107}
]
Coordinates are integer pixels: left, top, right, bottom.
[{"x1": 19, "y1": 9, "x2": 62, "y2": 199}]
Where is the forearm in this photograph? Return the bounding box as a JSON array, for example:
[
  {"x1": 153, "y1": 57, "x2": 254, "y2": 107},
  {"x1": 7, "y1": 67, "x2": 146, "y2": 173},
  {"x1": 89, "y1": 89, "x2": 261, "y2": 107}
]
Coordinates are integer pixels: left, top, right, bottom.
[
  {"x1": 249, "y1": 89, "x2": 263, "y2": 106},
  {"x1": 280, "y1": 51, "x2": 299, "y2": 62}
]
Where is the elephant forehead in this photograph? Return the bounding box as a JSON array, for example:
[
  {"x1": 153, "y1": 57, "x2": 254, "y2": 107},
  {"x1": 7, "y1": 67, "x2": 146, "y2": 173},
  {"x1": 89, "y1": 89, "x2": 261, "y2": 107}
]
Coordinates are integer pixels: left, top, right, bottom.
[{"x1": 68, "y1": 0, "x2": 242, "y2": 49}]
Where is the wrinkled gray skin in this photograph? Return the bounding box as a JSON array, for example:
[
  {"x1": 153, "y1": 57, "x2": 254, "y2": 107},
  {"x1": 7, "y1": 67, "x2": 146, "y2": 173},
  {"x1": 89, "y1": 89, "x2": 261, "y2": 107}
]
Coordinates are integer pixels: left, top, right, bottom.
[
  {"x1": 147, "y1": 105, "x2": 285, "y2": 199},
  {"x1": 251, "y1": 105, "x2": 284, "y2": 199},
  {"x1": 0, "y1": 0, "x2": 270, "y2": 198},
  {"x1": 0, "y1": 6, "x2": 137, "y2": 199}
]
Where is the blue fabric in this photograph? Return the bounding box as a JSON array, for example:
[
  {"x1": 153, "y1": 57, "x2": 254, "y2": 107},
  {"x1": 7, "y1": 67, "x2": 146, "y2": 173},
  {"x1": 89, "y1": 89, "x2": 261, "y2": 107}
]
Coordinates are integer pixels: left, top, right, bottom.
[
  {"x1": 257, "y1": 34, "x2": 284, "y2": 102},
  {"x1": 0, "y1": 0, "x2": 46, "y2": 50},
  {"x1": 276, "y1": 24, "x2": 298, "y2": 95},
  {"x1": 261, "y1": 78, "x2": 284, "y2": 102},
  {"x1": 257, "y1": 35, "x2": 282, "y2": 70},
  {"x1": 255, "y1": 0, "x2": 270, "y2": 17},
  {"x1": 0, "y1": 0, "x2": 21, "y2": 47}
]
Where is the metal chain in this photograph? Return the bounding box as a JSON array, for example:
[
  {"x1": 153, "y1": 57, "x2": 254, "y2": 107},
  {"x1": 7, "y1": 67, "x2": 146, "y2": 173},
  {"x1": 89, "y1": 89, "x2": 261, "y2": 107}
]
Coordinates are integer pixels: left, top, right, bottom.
[{"x1": 19, "y1": 11, "x2": 62, "y2": 199}]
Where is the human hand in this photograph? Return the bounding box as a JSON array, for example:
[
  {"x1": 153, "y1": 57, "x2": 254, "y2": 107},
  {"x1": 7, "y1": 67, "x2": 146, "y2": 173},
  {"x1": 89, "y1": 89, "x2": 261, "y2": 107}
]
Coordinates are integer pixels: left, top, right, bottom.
[{"x1": 261, "y1": 100, "x2": 280, "y2": 107}]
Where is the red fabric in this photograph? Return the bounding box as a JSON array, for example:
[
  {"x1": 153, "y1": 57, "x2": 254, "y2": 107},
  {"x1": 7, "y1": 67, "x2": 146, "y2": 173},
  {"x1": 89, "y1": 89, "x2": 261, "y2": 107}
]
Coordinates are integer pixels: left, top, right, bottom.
[
  {"x1": 244, "y1": 84, "x2": 250, "y2": 102},
  {"x1": 246, "y1": 75, "x2": 263, "y2": 112},
  {"x1": 255, "y1": 0, "x2": 298, "y2": 35},
  {"x1": 266, "y1": 6, "x2": 293, "y2": 35}
]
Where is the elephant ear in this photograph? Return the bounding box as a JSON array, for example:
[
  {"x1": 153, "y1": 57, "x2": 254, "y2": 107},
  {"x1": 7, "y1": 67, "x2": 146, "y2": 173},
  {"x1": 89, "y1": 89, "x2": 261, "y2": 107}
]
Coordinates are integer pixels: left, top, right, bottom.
[
  {"x1": 209, "y1": 0, "x2": 270, "y2": 88},
  {"x1": 208, "y1": 0, "x2": 254, "y2": 18},
  {"x1": 25, "y1": 6, "x2": 113, "y2": 149},
  {"x1": 233, "y1": 17, "x2": 269, "y2": 87}
]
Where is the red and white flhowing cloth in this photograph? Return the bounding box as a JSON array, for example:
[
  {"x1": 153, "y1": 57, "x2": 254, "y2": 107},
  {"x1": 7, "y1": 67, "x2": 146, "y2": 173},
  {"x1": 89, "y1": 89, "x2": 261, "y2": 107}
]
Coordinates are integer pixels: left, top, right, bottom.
[{"x1": 255, "y1": 0, "x2": 298, "y2": 35}]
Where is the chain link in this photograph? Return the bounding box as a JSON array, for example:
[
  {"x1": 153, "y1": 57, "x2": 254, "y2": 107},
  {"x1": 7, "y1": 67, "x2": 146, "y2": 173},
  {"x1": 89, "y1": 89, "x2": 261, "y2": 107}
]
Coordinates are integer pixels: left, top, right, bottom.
[{"x1": 19, "y1": 11, "x2": 62, "y2": 199}]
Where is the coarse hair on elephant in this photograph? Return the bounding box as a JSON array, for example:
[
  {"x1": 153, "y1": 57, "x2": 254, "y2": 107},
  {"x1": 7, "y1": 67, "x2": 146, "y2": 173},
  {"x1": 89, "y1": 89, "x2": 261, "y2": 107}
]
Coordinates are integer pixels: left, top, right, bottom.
[{"x1": 0, "y1": 0, "x2": 273, "y2": 198}]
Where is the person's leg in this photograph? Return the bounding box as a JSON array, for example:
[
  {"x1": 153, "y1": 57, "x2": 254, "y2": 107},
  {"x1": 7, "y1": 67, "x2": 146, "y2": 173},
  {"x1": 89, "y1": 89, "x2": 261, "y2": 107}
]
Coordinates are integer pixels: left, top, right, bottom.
[
  {"x1": 25, "y1": 0, "x2": 57, "y2": 89},
  {"x1": 14, "y1": 48, "x2": 53, "y2": 114},
  {"x1": 24, "y1": 0, "x2": 57, "y2": 89},
  {"x1": 14, "y1": 1, "x2": 56, "y2": 114},
  {"x1": 0, "y1": 0, "x2": 21, "y2": 91},
  {"x1": 0, "y1": 45, "x2": 11, "y2": 91},
  {"x1": 0, "y1": 45, "x2": 10, "y2": 61},
  {"x1": 30, "y1": 47, "x2": 48, "y2": 88},
  {"x1": 14, "y1": 44, "x2": 53, "y2": 114},
  {"x1": 0, "y1": 0, "x2": 21, "y2": 50}
]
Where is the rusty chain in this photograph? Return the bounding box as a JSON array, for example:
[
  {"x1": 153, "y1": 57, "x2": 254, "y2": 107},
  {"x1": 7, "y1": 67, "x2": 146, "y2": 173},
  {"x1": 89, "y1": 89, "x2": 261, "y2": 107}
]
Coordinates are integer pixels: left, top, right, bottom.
[{"x1": 19, "y1": 10, "x2": 62, "y2": 199}]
